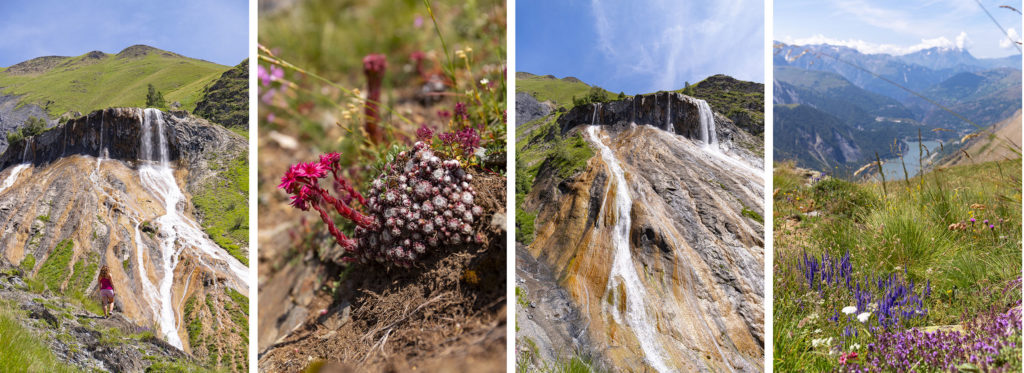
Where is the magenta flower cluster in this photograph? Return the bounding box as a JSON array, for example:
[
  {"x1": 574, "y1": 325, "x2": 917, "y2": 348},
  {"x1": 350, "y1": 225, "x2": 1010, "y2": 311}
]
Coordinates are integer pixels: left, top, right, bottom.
[
  {"x1": 279, "y1": 153, "x2": 375, "y2": 258},
  {"x1": 437, "y1": 127, "x2": 481, "y2": 160}
]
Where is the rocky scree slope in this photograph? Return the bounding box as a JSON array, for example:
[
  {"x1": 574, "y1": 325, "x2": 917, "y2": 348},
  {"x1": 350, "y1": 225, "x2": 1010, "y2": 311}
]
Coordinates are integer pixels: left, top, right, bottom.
[
  {"x1": 0, "y1": 108, "x2": 250, "y2": 372},
  {"x1": 0, "y1": 270, "x2": 199, "y2": 372},
  {"x1": 517, "y1": 90, "x2": 764, "y2": 372}
]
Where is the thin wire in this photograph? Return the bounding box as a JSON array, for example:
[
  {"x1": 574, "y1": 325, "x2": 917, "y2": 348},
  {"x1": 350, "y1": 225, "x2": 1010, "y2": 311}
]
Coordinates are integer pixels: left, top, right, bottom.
[{"x1": 975, "y1": 0, "x2": 1022, "y2": 53}]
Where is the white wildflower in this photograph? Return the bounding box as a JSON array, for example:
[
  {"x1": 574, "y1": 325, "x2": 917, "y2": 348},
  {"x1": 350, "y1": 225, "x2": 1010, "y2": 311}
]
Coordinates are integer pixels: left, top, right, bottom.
[
  {"x1": 857, "y1": 312, "x2": 871, "y2": 323},
  {"x1": 811, "y1": 337, "x2": 833, "y2": 348},
  {"x1": 841, "y1": 306, "x2": 857, "y2": 315}
]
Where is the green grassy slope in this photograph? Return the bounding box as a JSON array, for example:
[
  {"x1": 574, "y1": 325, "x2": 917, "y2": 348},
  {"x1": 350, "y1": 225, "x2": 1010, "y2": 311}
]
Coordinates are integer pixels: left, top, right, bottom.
[
  {"x1": 193, "y1": 59, "x2": 249, "y2": 131},
  {"x1": 0, "y1": 46, "x2": 229, "y2": 116},
  {"x1": 516, "y1": 72, "x2": 614, "y2": 108},
  {"x1": 680, "y1": 74, "x2": 765, "y2": 135},
  {"x1": 773, "y1": 159, "x2": 1022, "y2": 371}
]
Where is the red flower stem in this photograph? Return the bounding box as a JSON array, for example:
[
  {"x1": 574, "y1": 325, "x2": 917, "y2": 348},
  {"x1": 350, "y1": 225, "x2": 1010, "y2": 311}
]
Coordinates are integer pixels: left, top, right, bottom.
[
  {"x1": 311, "y1": 201, "x2": 359, "y2": 255},
  {"x1": 316, "y1": 188, "x2": 376, "y2": 229}
]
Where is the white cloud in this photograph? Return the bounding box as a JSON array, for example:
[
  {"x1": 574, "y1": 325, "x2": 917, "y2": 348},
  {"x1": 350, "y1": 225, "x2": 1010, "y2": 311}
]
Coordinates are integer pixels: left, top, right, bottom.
[
  {"x1": 588, "y1": 0, "x2": 764, "y2": 92},
  {"x1": 999, "y1": 28, "x2": 1020, "y2": 48},
  {"x1": 781, "y1": 32, "x2": 972, "y2": 55}
]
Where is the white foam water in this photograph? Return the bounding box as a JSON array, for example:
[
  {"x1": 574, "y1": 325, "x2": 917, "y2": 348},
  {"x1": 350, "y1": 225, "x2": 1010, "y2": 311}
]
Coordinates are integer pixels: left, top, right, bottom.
[
  {"x1": 135, "y1": 108, "x2": 249, "y2": 350},
  {"x1": 0, "y1": 164, "x2": 30, "y2": 195},
  {"x1": 586, "y1": 126, "x2": 672, "y2": 373},
  {"x1": 665, "y1": 93, "x2": 674, "y2": 134},
  {"x1": 694, "y1": 98, "x2": 718, "y2": 149}
]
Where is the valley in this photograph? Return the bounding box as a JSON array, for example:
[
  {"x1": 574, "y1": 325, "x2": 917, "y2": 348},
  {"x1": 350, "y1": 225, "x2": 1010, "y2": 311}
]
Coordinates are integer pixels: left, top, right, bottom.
[{"x1": 773, "y1": 42, "x2": 1022, "y2": 175}]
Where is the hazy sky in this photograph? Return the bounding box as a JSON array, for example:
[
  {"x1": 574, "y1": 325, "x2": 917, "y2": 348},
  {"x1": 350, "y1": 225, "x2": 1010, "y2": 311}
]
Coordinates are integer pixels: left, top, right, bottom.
[
  {"x1": 0, "y1": 0, "x2": 248, "y2": 67},
  {"x1": 517, "y1": 0, "x2": 765, "y2": 95},
  {"x1": 776, "y1": 0, "x2": 1023, "y2": 58}
]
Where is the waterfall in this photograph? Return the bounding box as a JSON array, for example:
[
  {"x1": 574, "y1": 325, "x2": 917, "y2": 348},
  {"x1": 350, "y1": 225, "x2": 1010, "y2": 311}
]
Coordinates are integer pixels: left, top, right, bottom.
[
  {"x1": 22, "y1": 138, "x2": 31, "y2": 163},
  {"x1": 0, "y1": 164, "x2": 29, "y2": 195},
  {"x1": 585, "y1": 126, "x2": 672, "y2": 373},
  {"x1": 665, "y1": 93, "x2": 674, "y2": 134},
  {"x1": 591, "y1": 103, "x2": 599, "y2": 126},
  {"x1": 2, "y1": 138, "x2": 33, "y2": 195},
  {"x1": 96, "y1": 112, "x2": 106, "y2": 173},
  {"x1": 694, "y1": 99, "x2": 718, "y2": 149},
  {"x1": 135, "y1": 108, "x2": 250, "y2": 350}
]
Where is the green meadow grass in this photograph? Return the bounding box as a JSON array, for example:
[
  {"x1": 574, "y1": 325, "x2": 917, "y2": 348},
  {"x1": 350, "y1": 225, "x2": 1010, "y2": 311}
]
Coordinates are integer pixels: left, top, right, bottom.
[
  {"x1": 516, "y1": 74, "x2": 613, "y2": 108},
  {"x1": 773, "y1": 158, "x2": 1022, "y2": 370},
  {"x1": 0, "y1": 301, "x2": 81, "y2": 373},
  {"x1": 0, "y1": 50, "x2": 228, "y2": 115},
  {"x1": 193, "y1": 156, "x2": 249, "y2": 265}
]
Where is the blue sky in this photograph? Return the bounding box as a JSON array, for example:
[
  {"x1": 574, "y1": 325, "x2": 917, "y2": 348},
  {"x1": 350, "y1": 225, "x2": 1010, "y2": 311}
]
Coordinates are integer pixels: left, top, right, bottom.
[
  {"x1": 776, "y1": 0, "x2": 1022, "y2": 58},
  {"x1": 517, "y1": 0, "x2": 765, "y2": 95},
  {"x1": 0, "y1": 0, "x2": 248, "y2": 67}
]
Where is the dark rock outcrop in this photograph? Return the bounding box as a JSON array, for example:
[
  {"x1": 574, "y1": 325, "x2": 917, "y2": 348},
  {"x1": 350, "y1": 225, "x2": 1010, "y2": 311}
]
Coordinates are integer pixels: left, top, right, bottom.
[
  {"x1": 0, "y1": 108, "x2": 246, "y2": 188},
  {"x1": 515, "y1": 92, "x2": 552, "y2": 127},
  {"x1": 557, "y1": 92, "x2": 753, "y2": 151},
  {"x1": 0, "y1": 92, "x2": 55, "y2": 154}
]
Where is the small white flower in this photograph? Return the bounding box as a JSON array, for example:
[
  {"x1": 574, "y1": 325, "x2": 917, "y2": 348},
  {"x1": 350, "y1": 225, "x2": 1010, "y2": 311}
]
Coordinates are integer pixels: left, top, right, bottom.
[
  {"x1": 811, "y1": 337, "x2": 833, "y2": 348},
  {"x1": 850, "y1": 343, "x2": 861, "y2": 351},
  {"x1": 479, "y1": 78, "x2": 490, "y2": 85},
  {"x1": 813, "y1": 328, "x2": 822, "y2": 334},
  {"x1": 841, "y1": 306, "x2": 858, "y2": 315},
  {"x1": 807, "y1": 312, "x2": 819, "y2": 321},
  {"x1": 857, "y1": 312, "x2": 871, "y2": 323}
]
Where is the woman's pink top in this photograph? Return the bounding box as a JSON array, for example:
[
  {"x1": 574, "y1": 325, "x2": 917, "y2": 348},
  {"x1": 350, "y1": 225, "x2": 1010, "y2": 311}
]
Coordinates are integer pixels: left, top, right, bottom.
[{"x1": 99, "y1": 278, "x2": 113, "y2": 290}]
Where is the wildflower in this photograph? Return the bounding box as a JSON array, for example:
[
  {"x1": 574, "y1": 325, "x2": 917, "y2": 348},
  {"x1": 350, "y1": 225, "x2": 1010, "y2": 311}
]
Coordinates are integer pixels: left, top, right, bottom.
[
  {"x1": 811, "y1": 337, "x2": 833, "y2": 348},
  {"x1": 842, "y1": 306, "x2": 858, "y2": 315},
  {"x1": 454, "y1": 102, "x2": 469, "y2": 120},
  {"x1": 437, "y1": 110, "x2": 452, "y2": 120},
  {"x1": 970, "y1": 217, "x2": 976, "y2": 223},
  {"x1": 838, "y1": 352, "x2": 858, "y2": 365},
  {"x1": 479, "y1": 78, "x2": 489, "y2": 86},
  {"x1": 258, "y1": 65, "x2": 284, "y2": 87},
  {"x1": 416, "y1": 124, "x2": 434, "y2": 142},
  {"x1": 362, "y1": 53, "x2": 388, "y2": 143},
  {"x1": 857, "y1": 312, "x2": 871, "y2": 323},
  {"x1": 294, "y1": 161, "x2": 328, "y2": 179},
  {"x1": 989, "y1": 224, "x2": 995, "y2": 229},
  {"x1": 413, "y1": 15, "x2": 423, "y2": 28}
]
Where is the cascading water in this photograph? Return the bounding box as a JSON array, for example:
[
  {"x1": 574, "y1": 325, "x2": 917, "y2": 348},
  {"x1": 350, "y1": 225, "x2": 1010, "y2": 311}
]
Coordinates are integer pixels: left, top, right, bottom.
[
  {"x1": 0, "y1": 164, "x2": 29, "y2": 195},
  {"x1": 591, "y1": 103, "x2": 599, "y2": 126},
  {"x1": 0, "y1": 139, "x2": 33, "y2": 195},
  {"x1": 665, "y1": 93, "x2": 674, "y2": 134},
  {"x1": 585, "y1": 126, "x2": 672, "y2": 373},
  {"x1": 135, "y1": 108, "x2": 249, "y2": 350},
  {"x1": 694, "y1": 98, "x2": 718, "y2": 149}
]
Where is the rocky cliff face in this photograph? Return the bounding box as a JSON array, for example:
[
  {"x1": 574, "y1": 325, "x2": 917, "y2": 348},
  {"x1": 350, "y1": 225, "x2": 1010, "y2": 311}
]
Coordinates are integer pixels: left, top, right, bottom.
[
  {"x1": 558, "y1": 92, "x2": 762, "y2": 165},
  {"x1": 519, "y1": 93, "x2": 764, "y2": 372},
  {"x1": 0, "y1": 108, "x2": 249, "y2": 372},
  {"x1": 0, "y1": 92, "x2": 55, "y2": 155}
]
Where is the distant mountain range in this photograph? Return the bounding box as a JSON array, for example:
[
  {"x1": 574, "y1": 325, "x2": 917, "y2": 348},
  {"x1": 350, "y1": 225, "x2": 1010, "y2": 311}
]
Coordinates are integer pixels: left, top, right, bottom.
[{"x1": 774, "y1": 41, "x2": 1021, "y2": 172}]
